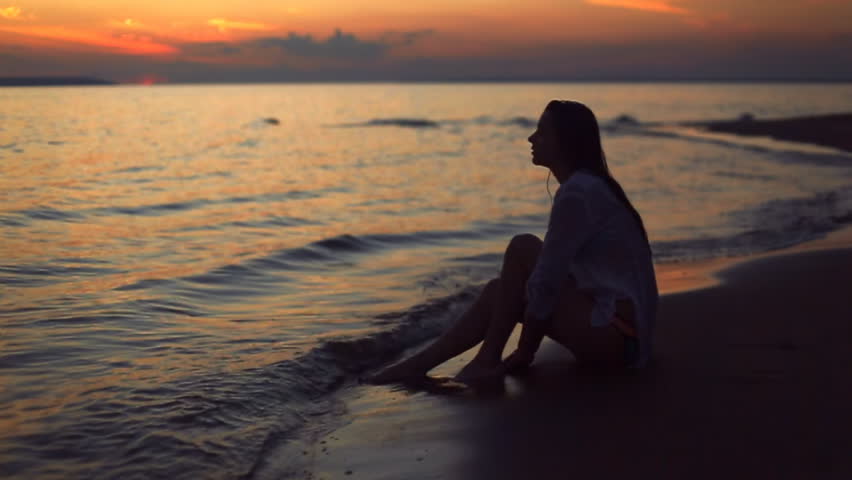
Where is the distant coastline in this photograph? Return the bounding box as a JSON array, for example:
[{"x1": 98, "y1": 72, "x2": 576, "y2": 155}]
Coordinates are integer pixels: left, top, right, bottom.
[
  {"x1": 0, "y1": 76, "x2": 116, "y2": 87},
  {"x1": 3, "y1": 77, "x2": 852, "y2": 87},
  {"x1": 695, "y1": 113, "x2": 852, "y2": 153},
  {"x1": 125, "y1": 78, "x2": 852, "y2": 85}
]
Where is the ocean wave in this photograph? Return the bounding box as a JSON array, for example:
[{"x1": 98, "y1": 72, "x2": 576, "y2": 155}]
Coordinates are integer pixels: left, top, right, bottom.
[
  {"x1": 172, "y1": 216, "x2": 319, "y2": 233},
  {"x1": 653, "y1": 185, "x2": 852, "y2": 262},
  {"x1": 210, "y1": 228, "x2": 489, "y2": 275},
  {"x1": 97, "y1": 200, "x2": 210, "y2": 217},
  {"x1": 245, "y1": 117, "x2": 281, "y2": 128},
  {"x1": 332, "y1": 113, "x2": 819, "y2": 157},
  {"x1": 329, "y1": 113, "x2": 852, "y2": 163},
  {"x1": 0, "y1": 284, "x2": 479, "y2": 480},
  {"x1": 0, "y1": 263, "x2": 122, "y2": 289},
  {"x1": 115, "y1": 218, "x2": 523, "y2": 303},
  {"x1": 498, "y1": 116, "x2": 537, "y2": 128},
  {"x1": 19, "y1": 207, "x2": 85, "y2": 222},
  {"x1": 332, "y1": 114, "x2": 651, "y2": 131},
  {"x1": 641, "y1": 125, "x2": 852, "y2": 163},
  {"x1": 110, "y1": 164, "x2": 164, "y2": 175},
  {"x1": 3, "y1": 187, "x2": 347, "y2": 226},
  {"x1": 102, "y1": 187, "x2": 346, "y2": 216},
  {"x1": 732, "y1": 185, "x2": 852, "y2": 230},
  {"x1": 345, "y1": 117, "x2": 441, "y2": 128},
  {"x1": 711, "y1": 170, "x2": 778, "y2": 182}
]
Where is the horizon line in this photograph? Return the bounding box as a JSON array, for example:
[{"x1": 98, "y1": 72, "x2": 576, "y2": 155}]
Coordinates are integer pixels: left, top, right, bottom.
[{"x1": 2, "y1": 76, "x2": 852, "y2": 87}]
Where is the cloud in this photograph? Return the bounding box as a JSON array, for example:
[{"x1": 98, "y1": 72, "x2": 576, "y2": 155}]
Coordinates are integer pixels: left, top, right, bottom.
[
  {"x1": 585, "y1": 0, "x2": 689, "y2": 15},
  {"x1": 377, "y1": 29, "x2": 435, "y2": 48},
  {"x1": 253, "y1": 29, "x2": 387, "y2": 60},
  {"x1": 207, "y1": 18, "x2": 275, "y2": 33},
  {"x1": 108, "y1": 18, "x2": 145, "y2": 29},
  {"x1": 1, "y1": 6, "x2": 22, "y2": 19},
  {"x1": 681, "y1": 11, "x2": 754, "y2": 33},
  {"x1": 4, "y1": 31, "x2": 852, "y2": 83},
  {"x1": 181, "y1": 41, "x2": 241, "y2": 57},
  {"x1": 0, "y1": 25, "x2": 177, "y2": 55},
  {"x1": 175, "y1": 28, "x2": 436, "y2": 68}
]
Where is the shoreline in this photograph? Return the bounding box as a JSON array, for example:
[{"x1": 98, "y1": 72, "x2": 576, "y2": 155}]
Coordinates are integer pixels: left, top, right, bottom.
[
  {"x1": 692, "y1": 113, "x2": 852, "y2": 153},
  {"x1": 262, "y1": 226, "x2": 852, "y2": 479},
  {"x1": 654, "y1": 225, "x2": 852, "y2": 294}
]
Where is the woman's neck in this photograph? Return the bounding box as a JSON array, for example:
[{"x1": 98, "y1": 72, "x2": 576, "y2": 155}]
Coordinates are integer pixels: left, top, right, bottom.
[{"x1": 552, "y1": 164, "x2": 577, "y2": 184}]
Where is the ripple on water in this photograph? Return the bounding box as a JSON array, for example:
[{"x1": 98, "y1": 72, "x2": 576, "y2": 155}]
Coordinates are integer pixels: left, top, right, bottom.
[
  {"x1": 19, "y1": 207, "x2": 85, "y2": 222},
  {"x1": 0, "y1": 264, "x2": 122, "y2": 289}
]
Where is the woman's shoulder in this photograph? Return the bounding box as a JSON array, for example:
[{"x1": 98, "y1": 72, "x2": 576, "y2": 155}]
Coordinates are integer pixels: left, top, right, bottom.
[
  {"x1": 558, "y1": 169, "x2": 608, "y2": 195},
  {"x1": 556, "y1": 170, "x2": 622, "y2": 214}
]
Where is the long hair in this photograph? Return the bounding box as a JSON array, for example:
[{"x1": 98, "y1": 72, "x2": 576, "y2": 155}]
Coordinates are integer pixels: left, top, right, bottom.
[{"x1": 544, "y1": 100, "x2": 651, "y2": 248}]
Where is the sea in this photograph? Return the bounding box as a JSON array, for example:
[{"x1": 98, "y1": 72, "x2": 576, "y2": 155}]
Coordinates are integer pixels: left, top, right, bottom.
[{"x1": 2, "y1": 83, "x2": 852, "y2": 479}]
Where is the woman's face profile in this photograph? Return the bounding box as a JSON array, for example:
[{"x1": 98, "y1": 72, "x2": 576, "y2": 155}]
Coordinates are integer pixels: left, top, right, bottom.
[{"x1": 528, "y1": 109, "x2": 562, "y2": 169}]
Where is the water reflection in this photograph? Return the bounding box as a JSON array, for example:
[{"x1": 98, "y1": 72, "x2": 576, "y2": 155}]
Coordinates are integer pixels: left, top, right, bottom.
[{"x1": 2, "y1": 84, "x2": 852, "y2": 479}]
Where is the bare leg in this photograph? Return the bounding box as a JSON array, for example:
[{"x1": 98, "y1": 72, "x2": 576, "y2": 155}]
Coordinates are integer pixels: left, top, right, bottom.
[
  {"x1": 365, "y1": 234, "x2": 543, "y2": 385},
  {"x1": 363, "y1": 278, "x2": 500, "y2": 383},
  {"x1": 456, "y1": 234, "x2": 541, "y2": 382}
]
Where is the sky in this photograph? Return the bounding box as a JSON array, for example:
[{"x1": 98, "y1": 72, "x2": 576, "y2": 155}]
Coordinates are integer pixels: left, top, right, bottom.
[{"x1": 1, "y1": 0, "x2": 851, "y2": 83}]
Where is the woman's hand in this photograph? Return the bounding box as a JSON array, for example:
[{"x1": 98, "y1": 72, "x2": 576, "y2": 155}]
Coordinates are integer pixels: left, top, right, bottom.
[
  {"x1": 502, "y1": 348, "x2": 535, "y2": 373},
  {"x1": 506, "y1": 309, "x2": 546, "y2": 374}
]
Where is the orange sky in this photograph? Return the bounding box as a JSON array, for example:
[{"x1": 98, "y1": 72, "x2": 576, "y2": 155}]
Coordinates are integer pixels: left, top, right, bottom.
[{"x1": 2, "y1": 0, "x2": 851, "y2": 81}]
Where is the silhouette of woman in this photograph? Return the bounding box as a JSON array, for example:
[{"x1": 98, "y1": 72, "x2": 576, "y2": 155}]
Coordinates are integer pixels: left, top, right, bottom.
[{"x1": 367, "y1": 100, "x2": 658, "y2": 384}]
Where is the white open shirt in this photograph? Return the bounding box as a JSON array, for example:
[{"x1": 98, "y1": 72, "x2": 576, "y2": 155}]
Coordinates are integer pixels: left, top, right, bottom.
[{"x1": 524, "y1": 169, "x2": 659, "y2": 368}]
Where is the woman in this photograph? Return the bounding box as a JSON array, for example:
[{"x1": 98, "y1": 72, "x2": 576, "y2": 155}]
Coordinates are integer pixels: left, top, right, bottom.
[{"x1": 367, "y1": 100, "x2": 658, "y2": 384}]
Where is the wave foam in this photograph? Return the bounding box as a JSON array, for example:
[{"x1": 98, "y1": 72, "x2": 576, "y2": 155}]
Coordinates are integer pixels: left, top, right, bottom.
[{"x1": 653, "y1": 185, "x2": 852, "y2": 262}]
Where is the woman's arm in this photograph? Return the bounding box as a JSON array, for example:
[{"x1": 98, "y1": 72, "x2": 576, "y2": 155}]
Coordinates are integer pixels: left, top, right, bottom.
[
  {"x1": 517, "y1": 185, "x2": 600, "y2": 357},
  {"x1": 520, "y1": 308, "x2": 547, "y2": 344}
]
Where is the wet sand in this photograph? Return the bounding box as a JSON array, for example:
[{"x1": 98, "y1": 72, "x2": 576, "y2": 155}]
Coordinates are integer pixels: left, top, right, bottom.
[
  {"x1": 696, "y1": 113, "x2": 852, "y2": 153},
  {"x1": 268, "y1": 228, "x2": 852, "y2": 480}
]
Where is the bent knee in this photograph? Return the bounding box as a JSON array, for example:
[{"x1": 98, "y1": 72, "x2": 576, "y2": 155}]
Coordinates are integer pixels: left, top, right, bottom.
[
  {"x1": 505, "y1": 234, "x2": 542, "y2": 273},
  {"x1": 484, "y1": 277, "x2": 500, "y2": 295},
  {"x1": 506, "y1": 233, "x2": 542, "y2": 257}
]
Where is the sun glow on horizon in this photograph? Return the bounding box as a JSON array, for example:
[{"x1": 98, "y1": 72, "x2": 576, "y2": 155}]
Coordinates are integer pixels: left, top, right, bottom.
[
  {"x1": 585, "y1": 0, "x2": 688, "y2": 15},
  {"x1": 135, "y1": 73, "x2": 167, "y2": 85},
  {"x1": 0, "y1": 24, "x2": 178, "y2": 55},
  {"x1": 1, "y1": 5, "x2": 21, "y2": 19},
  {"x1": 207, "y1": 18, "x2": 275, "y2": 33},
  {"x1": 0, "y1": 0, "x2": 850, "y2": 80}
]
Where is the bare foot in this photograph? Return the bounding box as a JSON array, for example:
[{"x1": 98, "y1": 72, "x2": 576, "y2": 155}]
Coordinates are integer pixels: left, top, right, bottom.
[
  {"x1": 361, "y1": 362, "x2": 427, "y2": 385},
  {"x1": 454, "y1": 358, "x2": 506, "y2": 385},
  {"x1": 502, "y1": 348, "x2": 535, "y2": 375}
]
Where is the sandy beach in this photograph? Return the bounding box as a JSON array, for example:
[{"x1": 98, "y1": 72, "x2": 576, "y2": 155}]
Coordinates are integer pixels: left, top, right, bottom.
[
  {"x1": 696, "y1": 113, "x2": 852, "y2": 153},
  {"x1": 267, "y1": 227, "x2": 852, "y2": 480}
]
